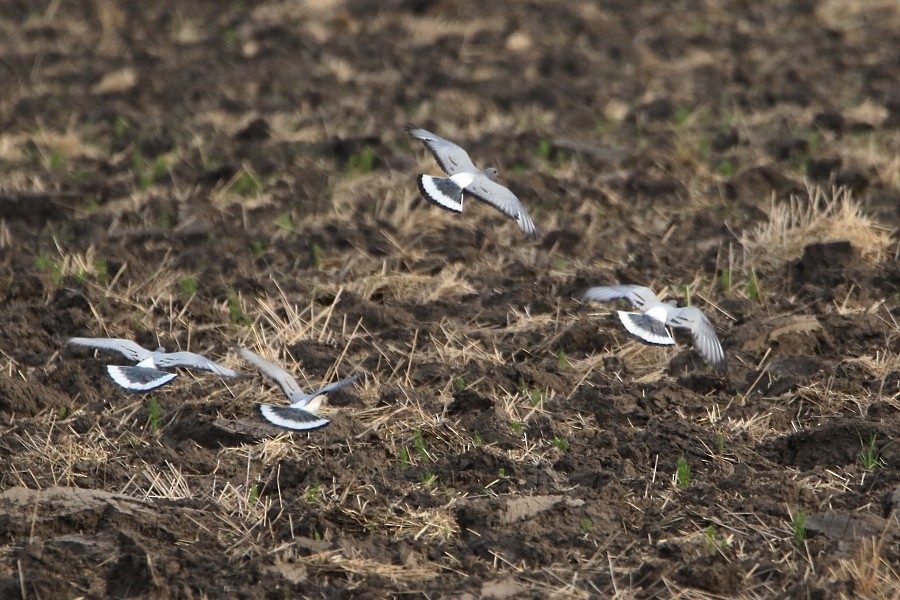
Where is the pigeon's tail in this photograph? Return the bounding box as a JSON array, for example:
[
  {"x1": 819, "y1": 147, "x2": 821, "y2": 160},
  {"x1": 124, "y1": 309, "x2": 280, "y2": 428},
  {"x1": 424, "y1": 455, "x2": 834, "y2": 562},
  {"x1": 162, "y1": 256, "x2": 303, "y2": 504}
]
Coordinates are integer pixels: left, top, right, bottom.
[
  {"x1": 416, "y1": 174, "x2": 465, "y2": 213},
  {"x1": 106, "y1": 365, "x2": 177, "y2": 392},
  {"x1": 259, "y1": 404, "x2": 330, "y2": 431},
  {"x1": 617, "y1": 312, "x2": 676, "y2": 345}
]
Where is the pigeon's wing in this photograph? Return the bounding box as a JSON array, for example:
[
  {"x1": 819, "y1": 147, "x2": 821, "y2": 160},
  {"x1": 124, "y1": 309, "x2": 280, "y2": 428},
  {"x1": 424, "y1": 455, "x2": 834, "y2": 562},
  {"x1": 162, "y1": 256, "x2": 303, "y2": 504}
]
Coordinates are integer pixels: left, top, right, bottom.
[
  {"x1": 307, "y1": 373, "x2": 361, "y2": 400},
  {"x1": 259, "y1": 404, "x2": 330, "y2": 431},
  {"x1": 106, "y1": 365, "x2": 177, "y2": 392},
  {"x1": 237, "y1": 347, "x2": 302, "y2": 397},
  {"x1": 580, "y1": 285, "x2": 664, "y2": 311},
  {"x1": 416, "y1": 174, "x2": 464, "y2": 213},
  {"x1": 463, "y1": 175, "x2": 538, "y2": 237},
  {"x1": 156, "y1": 352, "x2": 238, "y2": 377},
  {"x1": 617, "y1": 311, "x2": 676, "y2": 345},
  {"x1": 405, "y1": 125, "x2": 479, "y2": 175},
  {"x1": 68, "y1": 337, "x2": 151, "y2": 362},
  {"x1": 666, "y1": 307, "x2": 726, "y2": 371}
]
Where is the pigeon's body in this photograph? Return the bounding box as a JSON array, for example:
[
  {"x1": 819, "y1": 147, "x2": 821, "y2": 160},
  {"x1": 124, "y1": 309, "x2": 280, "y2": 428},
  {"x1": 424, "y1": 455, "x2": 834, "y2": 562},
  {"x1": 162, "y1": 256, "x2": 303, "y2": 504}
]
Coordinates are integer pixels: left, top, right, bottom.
[
  {"x1": 68, "y1": 337, "x2": 238, "y2": 392},
  {"x1": 237, "y1": 347, "x2": 360, "y2": 431},
  {"x1": 405, "y1": 125, "x2": 537, "y2": 237},
  {"x1": 416, "y1": 172, "x2": 474, "y2": 213},
  {"x1": 617, "y1": 307, "x2": 676, "y2": 346},
  {"x1": 580, "y1": 285, "x2": 726, "y2": 372}
]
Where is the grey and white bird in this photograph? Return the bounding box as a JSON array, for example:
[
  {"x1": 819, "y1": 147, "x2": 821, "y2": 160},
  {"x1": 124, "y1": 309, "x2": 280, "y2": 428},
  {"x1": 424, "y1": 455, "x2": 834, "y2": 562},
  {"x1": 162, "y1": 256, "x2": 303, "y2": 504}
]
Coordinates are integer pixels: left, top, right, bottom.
[
  {"x1": 68, "y1": 337, "x2": 239, "y2": 392},
  {"x1": 237, "y1": 347, "x2": 360, "y2": 431},
  {"x1": 580, "y1": 285, "x2": 726, "y2": 372},
  {"x1": 406, "y1": 124, "x2": 538, "y2": 237}
]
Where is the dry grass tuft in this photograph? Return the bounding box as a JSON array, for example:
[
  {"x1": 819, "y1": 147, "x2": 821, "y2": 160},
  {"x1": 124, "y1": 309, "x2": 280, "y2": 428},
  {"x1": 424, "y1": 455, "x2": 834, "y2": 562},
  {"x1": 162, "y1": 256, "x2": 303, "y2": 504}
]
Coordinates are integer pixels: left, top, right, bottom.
[
  {"x1": 828, "y1": 533, "x2": 900, "y2": 600},
  {"x1": 741, "y1": 185, "x2": 894, "y2": 271},
  {"x1": 345, "y1": 266, "x2": 475, "y2": 303}
]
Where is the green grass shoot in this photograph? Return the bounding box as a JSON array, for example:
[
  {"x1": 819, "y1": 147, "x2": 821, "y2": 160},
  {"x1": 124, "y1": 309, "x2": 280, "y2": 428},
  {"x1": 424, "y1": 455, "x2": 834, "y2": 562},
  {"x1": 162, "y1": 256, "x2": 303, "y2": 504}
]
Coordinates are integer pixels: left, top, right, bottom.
[
  {"x1": 792, "y1": 512, "x2": 807, "y2": 546},
  {"x1": 147, "y1": 396, "x2": 162, "y2": 434},
  {"x1": 675, "y1": 455, "x2": 692, "y2": 488}
]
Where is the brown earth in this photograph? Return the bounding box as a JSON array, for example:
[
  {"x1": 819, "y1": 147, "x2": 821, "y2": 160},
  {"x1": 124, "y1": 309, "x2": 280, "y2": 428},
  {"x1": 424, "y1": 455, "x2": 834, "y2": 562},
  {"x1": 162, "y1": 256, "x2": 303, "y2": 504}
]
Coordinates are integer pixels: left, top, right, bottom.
[{"x1": 1, "y1": 0, "x2": 899, "y2": 598}]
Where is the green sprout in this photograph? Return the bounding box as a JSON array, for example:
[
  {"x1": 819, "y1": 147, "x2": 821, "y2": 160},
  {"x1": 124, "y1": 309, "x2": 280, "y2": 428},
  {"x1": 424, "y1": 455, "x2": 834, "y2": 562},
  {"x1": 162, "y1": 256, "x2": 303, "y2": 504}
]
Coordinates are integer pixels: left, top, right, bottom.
[
  {"x1": 345, "y1": 148, "x2": 375, "y2": 174},
  {"x1": 36, "y1": 255, "x2": 62, "y2": 287},
  {"x1": 113, "y1": 116, "x2": 128, "y2": 140},
  {"x1": 251, "y1": 240, "x2": 265, "y2": 257},
  {"x1": 418, "y1": 471, "x2": 437, "y2": 488},
  {"x1": 454, "y1": 376, "x2": 466, "y2": 391},
  {"x1": 746, "y1": 270, "x2": 759, "y2": 301},
  {"x1": 675, "y1": 455, "x2": 692, "y2": 489},
  {"x1": 228, "y1": 291, "x2": 251, "y2": 326},
  {"x1": 510, "y1": 421, "x2": 523, "y2": 435},
  {"x1": 537, "y1": 140, "x2": 552, "y2": 161},
  {"x1": 792, "y1": 512, "x2": 808, "y2": 546},
  {"x1": 274, "y1": 213, "x2": 294, "y2": 231},
  {"x1": 94, "y1": 260, "x2": 110, "y2": 286},
  {"x1": 557, "y1": 350, "x2": 569, "y2": 369},
  {"x1": 673, "y1": 106, "x2": 692, "y2": 127},
  {"x1": 48, "y1": 149, "x2": 66, "y2": 171},
  {"x1": 132, "y1": 148, "x2": 152, "y2": 190},
  {"x1": 147, "y1": 396, "x2": 162, "y2": 434},
  {"x1": 413, "y1": 429, "x2": 429, "y2": 463},
  {"x1": 472, "y1": 434, "x2": 483, "y2": 447},
  {"x1": 179, "y1": 276, "x2": 197, "y2": 299},
  {"x1": 311, "y1": 243, "x2": 325, "y2": 270},
  {"x1": 717, "y1": 159, "x2": 735, "y2": 178},
  {"x1": 580, "y1": 518, "x2": 593, "y2": 533},
  {"x1": 305, "y1": 484, "x2": 321, "y2": 504},
  {"x1": 704, "y1": 525, "x2": 729, "y2": 554},
  {"x1": 248, "y1": 484, "x2": 259, "y2": 506},
  {"x1": 551, "y1": 437, "x2": 569, "y2": 451},
  {"x1": 859, "y1": 434, "x2": 882, "y2": 470},
  {"x1": 399, "y1": 447, "x2": 410, "y2": 470},
  {"x1": 720, "y1": 270, "x2": 732, "y2": 292},
  {"x1": 232, "y1": 170, "x2": 262, "y2": 196},
  {"x1": 152, "y1": 156, "x2": 169, "y2": 180}
]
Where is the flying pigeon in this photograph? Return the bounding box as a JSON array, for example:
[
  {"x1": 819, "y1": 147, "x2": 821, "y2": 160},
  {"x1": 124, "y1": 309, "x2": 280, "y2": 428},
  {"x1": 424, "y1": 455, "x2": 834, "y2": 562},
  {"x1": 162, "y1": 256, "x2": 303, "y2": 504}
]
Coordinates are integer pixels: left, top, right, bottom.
[
  {"x1": 68, "y1": 337, "x2": 239, "y2": 392},
  {"x1": 405, "y1": 124, "x2": 538, "y2": 237},
  {"x1": 237, "y1": 347, "x2": 360, "y2": 431},
  {"x1": 580, "y1": 285, "x2": 726, "y2": 372}
]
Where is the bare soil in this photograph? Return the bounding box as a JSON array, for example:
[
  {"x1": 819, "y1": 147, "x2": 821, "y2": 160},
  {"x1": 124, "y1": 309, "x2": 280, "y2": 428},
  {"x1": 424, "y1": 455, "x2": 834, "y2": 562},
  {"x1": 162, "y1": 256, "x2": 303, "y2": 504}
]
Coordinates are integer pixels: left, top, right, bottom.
[{"x1": 1, "y1": 1, "x2": 899, "y2": 598}]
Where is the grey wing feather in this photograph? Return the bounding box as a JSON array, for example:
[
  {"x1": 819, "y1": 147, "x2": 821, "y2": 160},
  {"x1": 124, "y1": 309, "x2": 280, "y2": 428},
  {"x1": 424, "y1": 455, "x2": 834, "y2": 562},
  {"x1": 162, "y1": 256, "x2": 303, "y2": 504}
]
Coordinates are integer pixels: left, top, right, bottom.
[
  {"x1": 581, "y1": 285, "x2": 663, "y2": 311},
  {"x1": 666, "y1": 307, "x2": 726, "y2": 370},
  {"x1": 405, "y1": 125, "x2": 479, "y2": 175},
  {"x1": 308, "y1": 373, "x2": 361, "y2": 399},
  {"x1": 464, "y1": 175, "x2": 537, "y2": 237},
  {"x1": 238, "y1": 347, "x2": 302, "y2": 397},
  {"x1": 156, "y1": 351, "x2": 238, "y2": 377},
  {"x1": 68, "y1": 337, "x2": 151, "y2": 361}
]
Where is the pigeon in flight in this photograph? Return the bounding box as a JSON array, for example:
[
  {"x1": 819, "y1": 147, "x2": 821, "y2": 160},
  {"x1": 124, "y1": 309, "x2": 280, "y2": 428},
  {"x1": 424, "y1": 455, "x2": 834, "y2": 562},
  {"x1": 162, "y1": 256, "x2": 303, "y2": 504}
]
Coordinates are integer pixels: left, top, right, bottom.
[
  {"x1": 237, "y1": 347, "x2": 360, "y2": 431},
  {"x1": 405, "y1": 124, "x2": 537, "y2": 237},
  {"x1": 68, "y1": 337, "x2": 239, "y2": 392},
  {"x1": 580, "y1": 285, "x2": 726, "y2": 372}
]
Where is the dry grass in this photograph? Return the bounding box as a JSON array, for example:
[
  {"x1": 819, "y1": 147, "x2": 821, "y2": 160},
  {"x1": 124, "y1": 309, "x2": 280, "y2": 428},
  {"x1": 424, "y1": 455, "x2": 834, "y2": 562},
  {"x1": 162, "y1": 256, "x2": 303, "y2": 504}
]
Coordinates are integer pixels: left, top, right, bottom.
[
  {"x1": 741, "y1": 185, "x2": 895, "y2": 271},
  {"x1": 828, "y1": 532, "x2": 900, "y2": 600}
]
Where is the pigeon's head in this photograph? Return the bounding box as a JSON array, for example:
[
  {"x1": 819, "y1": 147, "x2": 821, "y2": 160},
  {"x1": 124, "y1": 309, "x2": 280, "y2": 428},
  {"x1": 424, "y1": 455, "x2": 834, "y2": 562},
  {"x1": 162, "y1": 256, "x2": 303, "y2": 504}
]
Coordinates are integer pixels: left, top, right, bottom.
[{"x1": 482, "y1": 167, "x2": 499, "y2": 180}]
